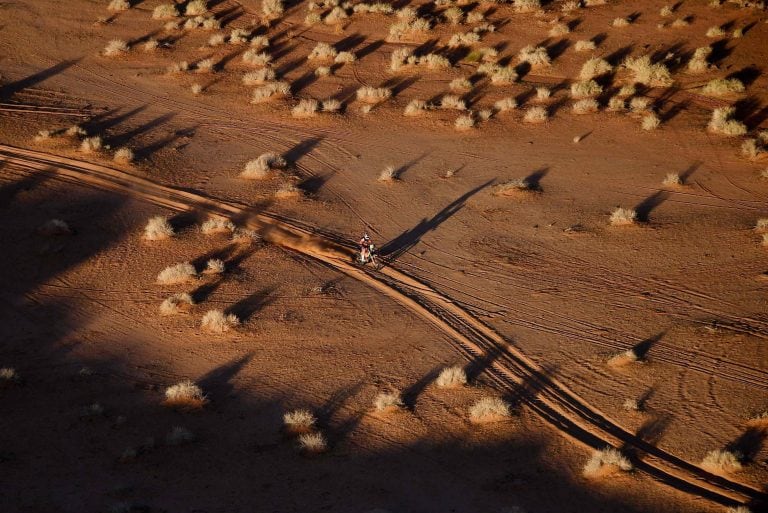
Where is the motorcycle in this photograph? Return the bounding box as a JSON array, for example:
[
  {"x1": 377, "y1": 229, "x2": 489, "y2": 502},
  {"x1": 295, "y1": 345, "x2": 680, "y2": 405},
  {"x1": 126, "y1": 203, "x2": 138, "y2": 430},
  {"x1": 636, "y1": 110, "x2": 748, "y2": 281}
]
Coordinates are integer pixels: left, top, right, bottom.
[{"x1": 357, "y1": 243, "x2": 382, "y2": 270}]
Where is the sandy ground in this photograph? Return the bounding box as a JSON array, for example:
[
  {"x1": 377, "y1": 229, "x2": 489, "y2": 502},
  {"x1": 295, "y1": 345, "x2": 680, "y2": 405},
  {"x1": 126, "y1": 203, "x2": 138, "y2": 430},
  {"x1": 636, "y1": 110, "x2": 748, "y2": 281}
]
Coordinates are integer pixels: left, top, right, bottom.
[{"x1": 1, "y1": 0, "x2": 767, "y2": 512}]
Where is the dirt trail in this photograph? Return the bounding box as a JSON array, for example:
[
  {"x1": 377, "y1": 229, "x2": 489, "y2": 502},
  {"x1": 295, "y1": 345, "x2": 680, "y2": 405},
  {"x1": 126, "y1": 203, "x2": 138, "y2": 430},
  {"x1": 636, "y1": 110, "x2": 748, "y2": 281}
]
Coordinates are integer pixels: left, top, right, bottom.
[{"x1": 1, "y1": 144, "x2": 765, "y2": 508}]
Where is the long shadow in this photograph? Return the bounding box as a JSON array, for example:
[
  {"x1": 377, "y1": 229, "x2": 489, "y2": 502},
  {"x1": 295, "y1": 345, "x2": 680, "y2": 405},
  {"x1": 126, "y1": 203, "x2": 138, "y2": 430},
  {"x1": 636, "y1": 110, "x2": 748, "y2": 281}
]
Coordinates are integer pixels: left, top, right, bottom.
[
  {"x1": 380, "y1": 75, "x2": 420, "y2": 98},
  {"x1": 463, "y1": 343, "x2": 505, "y2": 382},
  {"x1": 631, "y1": 331, "x2": 665, "y2": 360},
  {"x1": 606, "y1": 45, "x2": 634, "y2": 66},
  {"x1": 197, "y1": 353, "x2": 254, "y2": 401},
  {"x1": 135, "y1": 125, "x2": 198, "y2": 160},
  {"x1": 356, "y1": 39, "x2": 385, "y2": 60},
  {"x1": 316, "y1": 382, "x2": 365, "y2": 444},
  {"x1": 634, "y1": 190, "x2": 669, "y2": 223},
  {"x1": 679, "y1": 161, "x2": 702, "y2": 183},
  {"x1": 108, "y1": 112, "x2": 177, "y2": 147},
  {"x1": 380, "y1": 180, "x2": 493, "y2": 260},
  {"x1": 401, "y1": 366, "x2": 442, "y2": 410},
  {"x1": 393, "y1": 152, "x2": 429, "y2": 180},
  {"x1": 227, "y1": 286, "x2": 276, "y2": 322},
  {"x1": 524, "y1": 167, "x2": 548, "y2": 192},
  {"x1": 726, "y1": 426, "x2": 767, "y2": 463},
  {"x1": 84, "y1": 105, "x2": 148, "y2": 135},
  {"x1": 0, "y1": 166, "x2": 54, "y2": 208},
  {"x1": 335, "y1": 33, "x2": 366, "y2": 52},
  {"x1": 0, "y1": 59, "x2": 80, "y2": 99},
  {"x1": 728, "y1": 66, "x2": 762, "y2": 87},
  {"x1": 191, "y1": 243, "x2": 239, "y2": 270},
  {"x1": 298, "y1": 173, "x2": 332, "y2": 195},
  {"x1": 284, "y1": 136, "x2": 322, "y2": 164}
]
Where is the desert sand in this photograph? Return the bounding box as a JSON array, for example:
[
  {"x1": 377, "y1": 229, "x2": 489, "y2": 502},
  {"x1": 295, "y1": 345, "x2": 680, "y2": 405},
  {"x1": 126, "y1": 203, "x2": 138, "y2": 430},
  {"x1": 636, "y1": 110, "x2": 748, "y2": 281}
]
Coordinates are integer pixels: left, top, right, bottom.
[{"x1": 1, "y1": 0, "x2": 767, "y2": 512}]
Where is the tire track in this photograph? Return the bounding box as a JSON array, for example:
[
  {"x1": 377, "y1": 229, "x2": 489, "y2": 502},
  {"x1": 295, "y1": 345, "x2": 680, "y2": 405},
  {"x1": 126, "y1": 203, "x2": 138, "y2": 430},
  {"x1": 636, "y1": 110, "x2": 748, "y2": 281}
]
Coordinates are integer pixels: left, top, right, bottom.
[{"x1": 0, "y1": 144, "x2": 764, "y2": 507}]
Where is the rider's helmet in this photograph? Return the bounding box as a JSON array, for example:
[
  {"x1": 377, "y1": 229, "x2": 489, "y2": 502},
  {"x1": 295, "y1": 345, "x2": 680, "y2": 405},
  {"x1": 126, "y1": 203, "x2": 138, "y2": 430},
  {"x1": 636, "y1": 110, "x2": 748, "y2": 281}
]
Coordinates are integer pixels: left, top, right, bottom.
[{"x1": 363, "y1": 232, "x2": 371, "y2": 241}]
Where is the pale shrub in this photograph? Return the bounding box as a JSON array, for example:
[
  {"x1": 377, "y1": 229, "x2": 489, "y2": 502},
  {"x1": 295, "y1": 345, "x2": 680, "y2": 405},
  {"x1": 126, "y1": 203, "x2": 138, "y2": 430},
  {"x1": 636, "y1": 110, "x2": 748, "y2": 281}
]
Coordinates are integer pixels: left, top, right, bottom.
[
  {"x1": 435, "y1": 366, "x2": 467, "y2": 388},
  {"x1": 195, "y1": 58, "x2": 215, "y2": 73},
  {"x1": 536, "y1": 87, "x2": 551, "y2": 101},
  {"x1": 144, "y1": 216, "x2": 174, "y2": 240},
  {"x1": 455, "y1": 115, "x2": 475, "y2": 130},
  {"x1": 662, "y1": 173, "x2": 682, "y2": 187},
  {"x1": 114, "y1": 147, "x2": 134, "y2": 163},
  {"x1": 494, "y1": 97, "x2": 517, "y2": 112},
  {"x1": 250, "y1": 35, "x2": 270, "y2": 49},
  {"x1": 629, "y1": 96, "x2": 651, "y2": 113},
  {"x1": 561, "y1": 0, "x2": 580, "y2": 13},
  {"x1": 157, "y1": 262, "x2": 197, "y2": 285},
  {"x1": 242, "y1": 50, "x2": 272, "y2": 66},
  {"x1": 609, "y1": 208, "x2": 637, "y2": 226},
  {"x1": 514, "y1": 0, "x2": 541, "y2": 12},
  {"x1": 388, "y1": 18, "x2": 432, "y2": 42},
  {"x1": 608, "y1": 348, "x2": 640, "y2": 366},
  {"x1": 243, "y1": 68, "x2": 276, "y2": 85},
  {"x1": 308, "y1": 42, "x2": 337, "y2": 61},
  {"x1": 201, "y1": 309, "x2": 240, "y2": 333},
  {"x1": 573, "y1": 98, "x2": 599, "y2": 114},
  {"x1": 390, "y1": 47, "x2": 413, "y2": 71},
  {"x1": 242, "y1": 153, "x2": 284, "y2": 179},
  {"x1": 292, "y1": 98, "x2": 320, "y2": 117},
  {"x1": 166, "y1": 426, "x2": 196, "y2": 445},
  {"x1": 660, "y1": 5, "x2": 673, "y2": 16},
  {"x1": 448, "y1": 31, "x2": 481, "y2": 48},
  {"x1": 706, "y1": 26, "x2": 726, "y2": 37},
  {"x1": 298, "y1": 432, "x2": 327, "y2": 453},
  {"x1": 671, "y1": 17, "x2": 689, "y2": 28},
  {"x1": 153, "y1": 3, "x2": 178, "y2": 19},
  {"x1": 0, "y1": 368, "x2": 20, "y2": 384},
  {"x1": 322, "y1": 99, "x2": 341, "y2": 113},
  {"x1": 624, "y1": 55, "x2": 672, "y2": 86},
  {"x1": 518, "y1": 45, "x2": 550, "y2": 67},
  {"x1": 583, "y1": 447, "x2": 633, "y2": 475},
  {"x1": 641, "y1": 113, "x2": 661, "y2": 130},
  {"x1": 108, "y1": 0, "x2": 131, "y2": 12},
  {"x1": 378, "y1": 165, "x2": 398, "y2": 181},
  {"x1": 185, "y1": 0, "x2": 208, "y2": 16},
  {"x1": 466, "y1": 10, "x2": 484, "y2": 23},
  {"x1": 490, "y1": 66, "x2": 518, "y2": 85},
  {"x1": 469, "y1": 396, "x2": 510, "y2": 422},
  {"x1": 443, "y1": 6, "x2": 464, "y2": 25},
  {"x1": 201, "y1": 218, "x2": 236, "y2": 235},
  {"x1": 742, "y1": 139, "x2": 764, "y2": 160},
  {"x1": 353, "y1": 2, "x2": 394, "y2": 14},
  {"x1": 701, "y1": 78, "x2": 745, "y2": 96},
  {"x1": 283, "y1": 409, "x2": 316, "y2": 434},
  {"x1": 575, "y1": 40, "x2": 596, "y2": 52},
  {"x1": 450, "y1": 77, "x2": 473, "y2": 90},
  {"x1": 688, "y1": 47, "x2": 712, "y2": 73},
  {"x1": 205, "y1": 259, "x2": 225, "y2": 274},
  {"x1": 374, "y1": 391, "x2": 404, "y2": 412},
  {"x1": 549, "y1": 22, "x2": 570, "y2": 37},
  {"x1": 191, "y1": 84, "x2": 202, "y2": 96},
  {"x1": 524, "y1": 106, "x2": 548, "y2": 123},
  {"x1": 420, "y1": 53, "x2": 451, "y2": 69},
  {"x1": 570, "y1": 80, "x2": 602, "y2": 98},
  {"x1": 164, "y1": 380, "x2": 206, "y2": 409},
  {"x1": 142, "y1": 39, "x2": 160, "y2": 54},
  {"x1": 623, "y1": 398, "x2": 641, "y2": 411},
  {"x1": 356, "y1": 86, "x2": 392, "y2": 103},
  {"x1": 262, "y1": 0, "x2": 285, "y2": 18},
  {"x1": 80, "y1": 136, "x2": 103, "y2": 153},
  {"x1": 229, "y1": 28, "x2": 250, "y2": 44},
  {"x1": 334, "y1": 51, "x2": 356, "y2": 64},
  {"x1": 701, "y1": 449, "x2": 743, "y2": 473},
  {"x1": 494, "y1": 178, "x2": 531, "y2": 195},
  {"x1": 404, "y1": 99, "x2": 429, "y2": 116},
  {"x1": 579, "y1": 57, "x2": 612, "y2": 80},
  {"x1": 440, "y1": 94, "x2": 466, "y2": 110},
  {"x1": 617, "y1": 84, "x2": 636, "y2": 97},
  {"x1": 726, "y1": 507, "x2": 752, "y2": 513},
  {"x1": 708, "y1": 107, "x2": 747, "y2": 136},
  {"x1": 612, "y1": 17, "x2": 630, "y2": 28},
  {"x1": 251, "y1": 81, "x2": 291, "y2": 103},
  {"x1": 103, "y1": 39, "x2": 129, "y2": 57},
  {"x1": 166, "y1": 61, "x2": 190, "y2": 74},
  {"x1": 275, "y1": 183, "x2": 302, "y2": 199},
  {"x1": 159, "y1": 293, "x2": 194, "y2": 315},
  {"x1": 324, "y1": 6, "x2": 349, "y2": 24}
]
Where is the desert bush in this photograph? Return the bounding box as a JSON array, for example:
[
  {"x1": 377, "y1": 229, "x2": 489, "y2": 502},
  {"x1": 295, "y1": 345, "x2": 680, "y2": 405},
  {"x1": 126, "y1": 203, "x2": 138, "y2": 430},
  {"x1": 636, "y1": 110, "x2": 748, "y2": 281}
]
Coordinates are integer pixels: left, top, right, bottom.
[
  {"x1": 251, "y1": 82, "x2": 291, "y2": 103},
  {"x1": 623, "y1": 398, "x2": 641, "y2": 411},
  {"x1": 111, "y1": 147, "x2": 133, "y2": 164},
  {"x1": 494, "y1": 178, "x2": 532, "y2": 195},
  {"x1": 201, "y1": 309, "x2": 240, "y2": 333},
  {"x1": 455, "y1": 114, "x2": 475, "y2": 130},
  {"x1": 450, "y1": 77, "x2": 473, "y2": 91},
  {"x1": 518, "y1": 45, "x2": 550, "y2": 67},
  {"x1": 204, "y1": 259, "x2": 225, "y2": 275},
  {"x1": 334, "y1": 51, "x2": 356, "y2": 64},
  {"x1": 229, "y1": 28, "x2": 251, "y2": 44},
  {"x1": 191, "y1": 82, "x2": 204, "y2": 94},
  {"x1": 440, "y1": 94, "x2": 467, "y2": 110},
  {"x1": 144, "y1": 216, "x2": 174, "y2": 240},
  {"x1": 390, "y1": 47, "x2": 414, "y2": 71},
  {"x1": 292, "y1": 98, "x2": 320, "y2": 117},
  {"x1": 243, "y1": 68, "x2": 276, "y2": 85},
  {"x1": 662, "y1": 173, "x2": 682, "y2": 187},
  {"x1": 404, "y1": 99, "x2": 429, "y2": 116},
  {"x1": 0, "y1": 367, "x2": 20, "y2": 384},
  {"x1": 166, "y1": 426, "x2": 196, "y2": 446},
  {"x1": 195, "y1": 59, "x2": 215, "y2": 74},
  {"x1": 524, "y1": 106, "x2": 548, "y2": 123},
  {"x1": 242, "y1": 49, "x2": 272, "y2": 66},
  {"x1": 466, "y1": 10, "x2": 485, "y2": 23},
  {"x1": 201, "y1": 218, "x2": 235, "y2": 235},
  {"x1": 494, "y1": 97, "x2": 517, "y2": 112},
  {"x1": 153, "y1": 3, "x2": 178, "y2": 19},
  {"x1": 374, "y1": 391, "x2": 404, "y2": 412},
  {"x1": 570, "y1": 80, "x2": 602, "y2": 98},
  {"x1": 275, "y1": 183, "x2": 302, "y2": 199},
  {"x1": 701, "y1": 78, "x2": 745, "y2": 96},
  {"x1": 322, "y1": 99, "x2": 342, "y2": 113},
  {"x1": 166, "y1": 61, "x2": 190, "y2": 74},
  {"x1": 629, "y1": 96, "x2": 651, "y2": 113},
  {"x1": 742, "y1": 139, "x2": 765, "y2": 160},
  {"x1": 573, "y1": 98, "x2": 599, "y2": 114},
  {"x1": 284, "y1": 409, "x2": 317, "y2": 434},
  {"x1": 443, "y1": 6, "x2": 464, "y2": 24},
  {"x1": 378, "y1": 165, "x2": 398, "y2": 181},
  {"x1": 157, "y1": 262, "x2": 197, "y2": 285},
  {"x1": 609, "y1": 208, "x2": 637, "y2": 226},
  {"x1": 584, "y1": 447, "x2": 633, "y2": 475},
  {"x1": 308, "y1": 42, "x2": 337, "y2": 61},
  {"x1": 38, "y1": 219, "x2": 72, "y2": 236},
  {"x1": 514, "y1": 0, "x2": 541, "y2": 12},
  {"x1": 103, "y1": 39, "x2": 129, "y2": 57},
  {"x1": 535, "y1": 87, "x2": 551, "y2": 101},
  {"x1": 435, "y1": 366, "x2": 467, "y2": 388},
  {"x1": 356, "y1": 86, "x2": 392, "y2": 103},
  {"x1": 448, "y1": 31, "x2": 481, "y2": 48},
  {"x1": 549, "y1": 22, "x2": 570, "y2": 37},
  {"x1": 561, "y1": 0, "x2": 580, "y2": 12},
  {"x1": 262, "y1": 0, "x2": 285, "y2": 18},
  {"x1": 353, "y1": 2, "x2": 395, "y2": 14},
  {"x1": 579, "y1": 57, "x2": 612, "y2": 80},
  {"x1": 608, "y1": 96, "x2": 627, "y2": 111},
  {"x1": 159, "y1": 292, "x2": 194, "y2": 315},
  {"x1": 575, "y1": 40, "x2": 597, "y2": 52},
  {"x1": 298, "y1": 432, "x2": 327, "y2": 453},
  {"x1": 688, "y1": 46, "x2": 712, "y2": 73},
  {"x1": 701, "y1": 449, "x2": 743, "y2": 473},
  {"x1": 388, "y1": 18, "x2": 431, "y2": 41},
  {"x1": 726, "y1": 507, "x2": 752, "y2": 513},
  {"x1": 324, "y1": 6, "x2": 349, "y2": 24},
  {"x1": 623, "y1": 55, "x2": 672, "y2": 86},
  {"x1": 396, "y1": 6, "x2": 417, "y2": 19},
  {"x1": 142, "y1": 39, "x2": 160, "y2": 52},
  {"x1": 420, "y1": 53, "x2": 451, "y2": 69},
  {"x1": 708, "y1": 107, "x2": 747, "y2": 136},
  {"x1": 470, "y1": 397, "x2": 510, "y2": 422},
  {"x1": 34, "y1": 129, "x2": 54, "y2": 142},
  {"x1": 660, "y1": 5, "x2": 673, "y2": 16},
  {"x1": 164, "y1": 380, "x2": 206, "y2": 409},
  {"x1": 108, "y1": 0, "x2": 131, "y2": 11},
  {"x1": 706, "y1": 26, "x2": 726, "y2": 37},
  {"x1": 612, "y1": 17, "x2": 630, "y2": 27},
  {"x1": 490, "y1": 66, "x2": 518, "y2": 85},
  {"x1": 671, "y1": 17, "x2": 689, "y2": 28},
  {"x1": 80, "y1": 136, "x2": 103, "y2": 153},
  {"x1": 641, "y1": 113, "x2": 661, "y2": 130},
  {"x1": 617, "y1": 84, "x2": 636, "y2": 97},
  {"x1": 242, "y1": 152, "x2": 286, "y2": 178}
]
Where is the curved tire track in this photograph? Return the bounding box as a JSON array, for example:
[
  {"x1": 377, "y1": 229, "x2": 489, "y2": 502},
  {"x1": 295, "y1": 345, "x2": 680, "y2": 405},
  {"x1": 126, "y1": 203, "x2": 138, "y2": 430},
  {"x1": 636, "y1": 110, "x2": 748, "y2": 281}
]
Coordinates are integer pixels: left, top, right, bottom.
[{"x1": 0, "y1": 144, "x2": 764, "y2": 508}]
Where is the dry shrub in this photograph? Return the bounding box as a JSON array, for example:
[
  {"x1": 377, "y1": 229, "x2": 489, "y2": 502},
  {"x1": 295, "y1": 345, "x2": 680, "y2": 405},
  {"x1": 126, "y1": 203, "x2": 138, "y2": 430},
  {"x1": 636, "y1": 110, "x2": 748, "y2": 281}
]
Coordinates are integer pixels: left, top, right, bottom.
[
  {"x1": 104, "y1": 39, "x2": 129, "y2": 57},
  {"x1": 404, "y1": 99, "x2": 429, "y2": 116},
  {"x1": 160, "y1": 293, "x2": 194, "y2": 315},
  {"x1": 242, "y1": 49, "x2": 272, "y2": 66},
  {"x1": 163, "y1": 380, "x2": 206, "y2": 409},
  {"x1": 524, "y1": 106, "x2": 548, "y2": 123},
  {"x1": 612, "y1": 17, "x2": 630, "y2": 27},
  {"x1": 308, "y1": 42, "x2": 337, "y2": 61},
  {"x1": 292, "y1": 98, "x2": 319, "y2": 118},
  {"x1": 195, "y1": 58, "x2": 215, "y2": 73},
  {"x1": 157, "y1": 262, "x2": 197, "y2": 285},
  {"x1": 701, "y1": 449, "x2": 743, "y2": 473},
  {"x1": 455, "y1": 114, "x2": 475, "y2": 130},
  {"x1": 549, "y1": 22, "x2": 570, "y2": 37},
  {"x1": 204, "y1": 259, "x2": 225, "y2": 275},
  {"x1": 275, "y1": 183, "x2": 302, "y2": 199},
  {"x1": 617, "y1": 84, "x2": 636, "y2": 97},
  {"x1": 298, "y1": 432, "x2": 327, "y2": 454},
  {"x1": 607, "y1": 97, "x2": 625, "y2": 112},
  {"x1": 166, "y1": 61, "x2": 189, "y2": 74},
  {"x1": 114, "y1": 147, "x2": 134, "y2": 163},
  {"x1": 144, "y1": 216, "x2": 174, "y2": 240},
  {"x1": 741, "y1": 138, "x2": 766, "y2": 160},
  {"x1": 579, "y1": 57, "x2": 612, "y2": 80},
  {"x1": 609, "y1": 208, "x2": 637, "y2": 227},
  {"x1": 608, "y1": 348, "x2": 639, "y2": 366},
  {"x1": 334, "y1": 51, "x2": 356, "y2": 64},
  {"x1": 701, "y1": 78, "x2": 745, "y2": 96},
  {"x1": 494, "y1": 97, "x2": 517, "y2": 112},
  {"x1": 388, "y1": 18, "x2": 431, "y2": 42},
  {"x1": 575, "y1": 40, "x2": 596, "y2": 52},
  {"x1": 201, "y1": 309, "x2": 240, "y2": 333},
  {"x1": 641, "y1": 113, "x2": 661, "y2": 131},
  {"x1": 708, "y1": 107, "x2": 747, "y2": 136},
  {"x1": 356, "y1": 86, "x2": 392, "y2": 104},
  {"x1": 353, "y1": 2, "x2": 395, "y2": 14},
  {"x1": 726, "y1": 507, "x2": 752, "y2": 513},
  {"x1": 262, "y1": 0, "x2": 285, "y2": 18},
  {"x1": 570, "y1": 80, "x2": 602, "y2": 98},
  {"x1": 623, "y1": 398, "x2": 641, "y2": 411},
  {"x1": 324, "y1": 6, "x2": 349, "y2": 24},
  {"x1": 706, "y1": 26, "x2": 726, "y2": 37},
  {"x1": 514, "y1": 0, "x2": 541, "y2": 12},
  {"x1": 251, "y1": 81, "x2": 291, "y2": 103},
  {"x1": 573, "y1": 98, "x2": 599, "y2": 114},
  {"x1": 229, "y1": 28, "x2": 251, "y2": 44},
  {"x1": 243, "y1": 68, "x2": 276, "y2": 85},
  {"x1": 518, "y1": 45, "x2": 550, "y2": 67},
  {"x1": 450, "y1": 77, "x2": 473, "y2": 91},
  {"x1": 443, "y1": 6, "x2": 464, "y2": 25},
  {"x1": 441, "y1": 94, "x2": 467, "y2": 110},
  {"x1": 469, "y1": 396, "x2": 510, "y2": 422},
  {"x1": 448, "y1": 31, "x2": 481, "y2": 48},
  {"x1": 0, "y1": 367, "x2": 20, "y2": 385},
  {"x1": 283, "y1": 409, "x2": 317, "y2": 434},
  {"x1": 374, "y1": 391, "x2": 404, "y2": 412},
  {"x1": 623, "y1": 55, "x2": 672, "y2": 86},
  {"x1": 153, "y1": 3, "x2": 178, "y2": 19},
  {"x1": 420, "y1": 53, "x2": 451, "y2": 70},
  {"x1": 755, "y1": 219, "x2": 768, "y2": 233},
  {"x1": 166, "y1": 426, "x2": 196, "y2": 446},
  {"x1": 38, "y1": 219, "x2": 72, "y2": 236},
  {"x1": 671, "y1": 17, "x2": 689, "y2": 28},
  {"x1": 108, "y1": 0, "x2": 131, "y2": 12},
  {"x1": 435, "y1": 366, "x2": 467, "y2": 388},
  {"x1": 583, "y1": 447, "x2": 633, "y2": 476},
  {"x1": 688, "y1": 47, "x2": 712, "y2": 73},
  {"x1": 535, "y1": 87, "x2": 551, "y2": 101},
  {"x1": 201, "y1": 218, "x2": 236, "y2": 234},
  {"x1": 490, "y1": 66, "x2": 518, "y2": 85},
  {"x1": 629, "y1": 96, "x2": 651, "y2": 113},
  {"x1": 378, "y1": 165, "x2": 398, "y2": 181},
  {"x1": 80, "y1": 136, "x2": 103, "y2": 153},
  {"x1": 322, "y1": 99, "x2": 341, "y2": 113},
  {"x1": 314, "y1": 66, "x2": 332, "y2": 77},
  {"x1": 191, "y1": 84, "x2": 203, "y2": 95},
  {"x1": 494, "y1": 178, "x2": 533, "y2": 195},
  {"x1": 241, "y1": 154, "x2": 285, "y2": 181},
  {"x1": 660, "y1": 5, "x2": 673, "y2": 16},
  {"x1": 662, "y1": 173, "x2": 682, "y2": 187}
]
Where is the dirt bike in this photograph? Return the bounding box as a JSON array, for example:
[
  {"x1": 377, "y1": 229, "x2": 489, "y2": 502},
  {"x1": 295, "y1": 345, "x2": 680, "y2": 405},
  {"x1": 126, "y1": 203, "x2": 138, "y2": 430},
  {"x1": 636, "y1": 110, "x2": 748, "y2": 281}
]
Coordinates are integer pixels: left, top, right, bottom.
[{"x1": 356, "y1": 243, "x2": 382, "y2": 270}]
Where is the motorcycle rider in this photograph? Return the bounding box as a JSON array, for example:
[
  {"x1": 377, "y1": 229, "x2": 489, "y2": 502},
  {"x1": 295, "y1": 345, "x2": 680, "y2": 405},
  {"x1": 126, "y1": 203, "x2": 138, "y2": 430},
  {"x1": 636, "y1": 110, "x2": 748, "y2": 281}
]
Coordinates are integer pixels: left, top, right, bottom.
[{"x1": 358, "y1": 232, "x2": 373, "y2": 263}]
